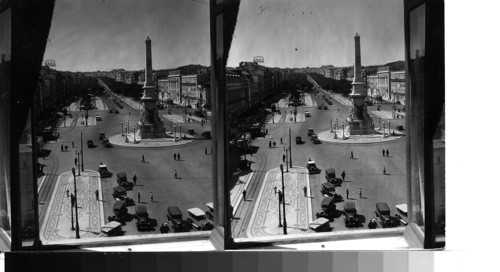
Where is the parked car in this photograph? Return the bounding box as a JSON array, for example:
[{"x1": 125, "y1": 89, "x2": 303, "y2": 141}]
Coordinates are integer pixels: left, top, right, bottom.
[
  {"x1": 103, "y1": 138, "x2": 113, "y2": 148},
  {"x1": 87, "y1": 140, "x2": 96, "y2": 148},
  {"x1": 187, "y1": 128, "x2": 195, "y2": 135},
  {"x1": 375, "y1": 202, "x2": 398, "y2": 228},
  {"x1": 101, "y1": 221, "x2": 124, "y2": 236},
  {"x1": 308, "y1": 128, "x2": 314, "y2": 136},
  {"x1": 304, "y1": 111, "x2": 311, "y2": 117},
  {"x1": 186, "y1": 207, "x2": 214, "y2": 231},
  {"x1": 312, "y1": 137, "x2": 322, "y2": 144},
  {"x1": 325, "y1": 168, "x2": 342, "y2": 186},
  {"x1": 316, "y1": 197, "x2": 336, "y2": 221},
  {"x1": 116, "y1": 172, "x2": 134, "y2": 190},
  {"x1": 194, "y1": 110, "x2": 206, "y2": 117},
  {"x1": 308, "y1": 217, "x2": 331, "y2": 232},
  {"x1": 98, "y1": 164, "x2": 112, "y2": 178},
  {"x1": 114, "y1": 109, "x2": 119, "y2": 114},
  {"x1": 344, "y1": 201, "x2": 360, "y2": 227},
  {"x1": 162, "y1": 206, "x2": 191, "y2": 233},
  {"x1": 323, "y1": 105, "x2": 328, "y2": 110},
  {"x1": 201, "y1": 131, "x2": 211, "y2": 139},
  {"x1": 205, "y1": 202, "x2": 214, "y2": 221},
  {"x1": 109, "y1": 109, "x2": 113, "y2": 113},
  {"x1": 112, "y1": 186, "x2": 135, "y2": 206},
  {"x1": 108, "y1": 200, "x2": 128, "y2": 224},
  {"x1": 96, "y1": 115, "x2": 102, "y2": 121},
  {"x1": 99, "y1": 132, "x2": 105, "y2": 140},
  {"x1": 295, "y1": 136, "x2": 305, "y2": 144},
  {"x1": 135, "y1": 204, "x2": 157, "y2": 231},
  {"x1": 307, "y1": 161, "x2": 321, "y2": 174},
  {"x1": 318, "y1": 105, "x2": 322, "y2": 109}
]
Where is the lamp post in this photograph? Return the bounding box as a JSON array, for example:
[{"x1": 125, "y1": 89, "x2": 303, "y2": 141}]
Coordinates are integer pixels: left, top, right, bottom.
[
  {"x1": 76, "y1": 150, "x2": 81, "y2": 176},
  {"x1": 174, "y1": 125, "x2": 177, "y2": 141},
  {"x1": 278, "y1": 185, "x2": 282, "y2": 227},
  {"x1": 127, "y1": 120, "x2": 130, "y2": 136},
  {"x1": 289, "y1": 127, "x2": 292, "y2": 168},
  {"x1": 284, "y1": 147, "x2": 289, "y2": 172},
  {"x1": 121, "y1": 121, "x2": 124, "y2": 136},
  {"x1": 342, "y1": 122, "x2": 345, "y2": 140},
  {"x1": 71, "y1": 167, "x2": 80, "y2": 239},
  {"x1": 179, "y1": 124, "x2": 182, "y2": 139},
  {"x1": 170, "y1": 120, "x2": 172, "y2": 133},
  {"x1": 80, "y1": 130, "x2": 84, "y2": 171},
  {"x1": 133, "y1": 126, "x2": 136, "y2": 143},
  {"x1": 70, "y1": 168, "x2": 75, "y2": 231},
  {"x1": 280, "y1": 164, "x2": 287, "y2": 235},
  {"x1": 336, "y1": 116, "x2": 338, "y2": 130},
  {"x1": 383, "y1": 122, "x2": 386, "y2": 138},
  {"x1": 379, "y1": 116, "x2": 381, "y2": 131},
  {"x1": 330, "y1": 117, "x2": 333, "y2": 132},
  {"x1": 388, "y1": 121, "x2": 391, "y2": 137}
]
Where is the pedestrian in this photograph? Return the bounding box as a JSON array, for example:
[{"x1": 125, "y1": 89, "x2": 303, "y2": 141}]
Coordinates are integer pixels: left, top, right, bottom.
[
  {"x1": 282, "y1": 154, "x2": 286, "y2": 162},
  {"x1": 70, "y1": 193, "x2": 75, "y2": 207},
  {"x1": 74, "y1": 157, "x2": 77, "y2": 166},
  {"x1": 133, "y1": 174, "x2": 137, "y2": 186},
  {"x1": 95, "y1": 189, "x2": 99, "y2": 201},
  {"x1": 280, "y1": 137, "x2": 283, "y2": 144},
  {"x1": 341, "y1": 170, "x2": 346, "y2": 182},
  {"x1": 177, "y1": 153, "x2": 181, "y2": 161},
  {"x1": 174, "y1": 153, "x2": 177, "y2": 160},
  {"x1": 278, "y1": 190, "x2": 283, "y2": 203},
  {"x1": 205, "y1": 147, "x2": 207, "y2": 155},
  {"x1": 242, "y1": 189, "x2": 247, "y2": 201},
  {"x1": 150, "y1": 192, "x2": 154, "y2": 203},
  {"x1": 359, "y1": 188, "x2": 362, "y2": 199},
  {"x1": 386, "y1": 149, "x2": 389, "y2": 157},
  {"x1": 138, "y1": 191, "x2": 141, "y2": 203},
  {"x1": 273, "y1": 141, "x2": 276, "y2": 147},
  {"x1": 65, "y1": 145, "x2": 68, "y2": 151},
  {"x1": 303, "y1": 186, "x2": 307, "y2": 197},
  {"x1": 72, "y1": 141, "x2": 74, "y2": 148},
  {"x1": 66, "y1": 189, "x2": 69, "y2": 198},
  {"x1": 174, "y1": 169, "x2": 178, "y2": 179},
  {"x1": 383, "y1": 166, "x2": 386, "y2": 175},
  {"x1": 346, "y1": 188, "x2": 349, "y2": 199},
  {"x1": 269, "y1": 141, "x2": 272, "y2": 148},
  {"x1": 274, "y1": 186, "x2": 277, "y2": 195},
  {"x1": 350, "y1": 151, "x2": 354, "y2": 159},
  {"x1": 383, "y1": 149, "x2": 386, "y2": 157},
  {"x1": 61, "y1": 144, "x2": 63, "y2": 152}
]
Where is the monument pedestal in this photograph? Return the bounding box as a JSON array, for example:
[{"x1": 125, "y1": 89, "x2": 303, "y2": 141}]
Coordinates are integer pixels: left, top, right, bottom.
[{"x1": 347, "y1": 82, "x2": 374, "y2": 135}]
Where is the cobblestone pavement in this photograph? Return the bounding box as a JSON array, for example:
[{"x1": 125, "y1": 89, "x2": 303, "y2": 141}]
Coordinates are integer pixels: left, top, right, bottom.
[
  {"x1": 246, "y1": 167, "x2": 311, "y2": 238},
  {"x1": 40, "y1": 170, "x2": 104, "y2": 243}
]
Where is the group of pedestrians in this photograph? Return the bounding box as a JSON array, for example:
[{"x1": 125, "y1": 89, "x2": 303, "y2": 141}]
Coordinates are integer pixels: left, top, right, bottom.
[
  {"x1": 382, "y1": 149, "x2": 390, "y2": 157},
  {"x1": 173, "y1": 152, "x2": 181, "y2": 161}
]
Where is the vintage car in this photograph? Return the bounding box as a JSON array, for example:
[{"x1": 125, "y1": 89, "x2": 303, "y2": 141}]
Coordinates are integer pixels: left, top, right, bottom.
[
  {"x1": 96, "y1": 115, "x2": 102, "y2": 121},
  {"x1": 135, "y1": 204, "x2": 157, "y2": 231},
  {"x1": 318, "y1": 105, "x2": 323, "y2": 109},
  {"x1": 201, "y1": 131, "x2": 211, "y2": 139},
  {"x1": 308, "y1": 217, "x2": 331, "y2": 232},
  {"x1": 112, "y1": 186, "x2": 135, "y2": 206},
  {"x1": 312, "y1": 137, "x2": 322, "y2": 144},
  {"x1": 375, "y1": 202, "x2": 399, "y2": 228},
  {"x1": 87, "y1": 140, "x2": 96, "y2": 148},
  {"x1": 325, "y1": 168, "x2": 343, "y2": 186},
  {"x1": 99, "y1": 132, "x2": 105, "y2": 140},
  {"x1": 116, "y1": 172, "x2": 134, "y2": 190},
  {"x1": 187, "y1": 128, "x2": 195, "y2": 135},
  {"x1": 307, "y1": 161, "x2": 321, "y2": 174},
  {"x1": 323, "y1": 105, "x2": 328, "y2": 110},
  {"x1": 344, "y1": 201, "x2": 360, "y2": 227},
  {"x1": 194, "y1": 110, "x2": 206, "y2": 117},
  {"x1": 205, "y1": 202, "x2": 214, "y2": 221},
  {"x1": 395, "y1": 203, "x2": 408, "y2": 226},
  {"x1": 316, "y1": 197, "x2": 336, "y2": 222},
  {"x1": 162, "y1": 206, "x2": 191, "y2": 233},
  {"x1": 114, "y1": 109, "x2": 119, "y2": 114},
  {"x1": 102, "y1": 138, "x2": 113, "y2": 148},
  {"x1": 109, "y1": 109, "x2": 113, "y2": 113},
  {"x1": 295, "y1": 136, "x2": 305, "y2": 144},
  {"x1": 304, "y1": 111, "x2": 311, "y2": 117},
  {"x1": 307, "y1": 128, "x2": 314, "y2": 136},
  {"x1": 186, "y1": 207, "x2": 214, "y2": 231},
  {"x1": 101, "y1": 221, "x2": 123, "y2": 236},
  {"x1": 98, "y1": 164, "x2": 112, "y2": 178},
  {"x1": 108, "y1": 200, "x2": 128, "y2": 224}
]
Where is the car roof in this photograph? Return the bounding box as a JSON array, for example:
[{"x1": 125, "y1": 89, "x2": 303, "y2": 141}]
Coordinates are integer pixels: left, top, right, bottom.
[
  {"x1": 99, "y1": 164, "x2": 107, "y2": 168},
  {"x1": 376, "y1": 202, "x2": 390, "y2": 212},
  {"x1": 167, "y1": 206, "x2": 182, "y2": 216},
  {"x1": 206, "y1": 202, "x2": 213, "y2": 210},
  {"x1": 321, "y1": 197, "x2": 335, "y2": 206},
  {"x1": 325, "y1": 168, "x2": 335, "y2": 173},
  {"x1": 116, "y1": 172, "x2": 127, "y2": 177},
  {"x1": 113, "y1": 186, "x2": 126, "y2": 193},
  {"x1": 113, "y1": 200, "x2": 126, "y2": 210},
  {"x1": 187, "y1": 207, "x2": 205, "y2": 217},
  {"x1": 307, "y1": 161, "x2": 316, "y2": 164},
  {"x1": 344, "y1": 201, "x2": 356, "y2": 210},
  {"x1": 135, "y1": 204, "x2": 148, "y2": 214}
]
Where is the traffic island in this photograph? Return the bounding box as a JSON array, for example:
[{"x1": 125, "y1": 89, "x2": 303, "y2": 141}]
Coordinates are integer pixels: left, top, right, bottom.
[
  {"x1": 317, "y1": 128, "x2": 404, "y2": 144},
  {"x1": 108, "y1": 132, "x2": 194, "y2": 148}
]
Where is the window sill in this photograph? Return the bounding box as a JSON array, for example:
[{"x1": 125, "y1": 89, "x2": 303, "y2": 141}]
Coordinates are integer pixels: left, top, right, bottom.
[{"x1": 232, "y1": 227, "x2": 423, "y2": 250}]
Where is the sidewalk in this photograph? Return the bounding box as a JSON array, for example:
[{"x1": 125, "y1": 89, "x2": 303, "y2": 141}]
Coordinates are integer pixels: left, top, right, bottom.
[
  {"x1": 40, "y1": 170, "x2": 104, "y2": 243},
  {"x1": 284, "y1": 113, "x2": 305, "y2": 123},
  {"x1": 229, "y1": 171, "x2": 254, "y2": 216},
  {"x1": 245, "y1": 167, "x2": 311, "y2": 238}
]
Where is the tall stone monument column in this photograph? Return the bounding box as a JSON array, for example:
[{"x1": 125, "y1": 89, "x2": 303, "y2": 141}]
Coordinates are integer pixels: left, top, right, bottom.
[
  {"x1": 346, "y1": 33, "x2": 373, "y2": 135},
  {"x1": 137, "y1": 36, "x2": 164, "y2": 139}
]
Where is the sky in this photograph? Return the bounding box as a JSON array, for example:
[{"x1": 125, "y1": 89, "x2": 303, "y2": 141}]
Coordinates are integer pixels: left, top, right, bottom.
[{"x1": 44, "y1": 0, "x2": 404, "y2": 72}]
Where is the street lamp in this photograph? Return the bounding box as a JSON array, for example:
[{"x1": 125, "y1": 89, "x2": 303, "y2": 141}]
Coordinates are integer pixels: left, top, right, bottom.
[
  {"x1": 70, "y1": 168, "x2": 75, "y2": 231},
  {"x1": 336, "y1": 116, "x2": 338, "y2": 130},
  {"x1": 174, "y1": 125, "x2": 177, "y2": 141},
  {"x1": 80, "y1": 130, "x2": 84, "y2": 171},
  {"x1": 280, "y1": 164, "x2": 287, "y2": 235},
  {"x1": 379, "y1": 116, "x2": 381, "y2": 131},
  {"x1": 388, "y1": 121, "x2": 391, "y2": 137},
  {"x1": 342, "y1": 122, "x2": 345, "y2": 140},
  {"x1": 284, "y1": 147, "x2": 289, "y2": 172},
  {"x1": 383, "y1": 122, "x2": 386, "y2": 138},
  {"x1": 330, "y1": 117, "x2": 333, "y2": 132},
  {"x1": 121, "y1": 121, "x2": 124, "y2": 136},
  {"x1": 289, "y1": 127, "x2": 292, "y2": 168},
  {"x1": 71, "y1": 167, "x2": 80, "y2": 239},
  {"x1": 170, "y1": 120, "x2": 172, "y2": 133},
  {"x1": 179, "y1": 124, "x2": 182, "y2": 139},
  {"x1": 133, "y1": 126, "x2": 136, "y2": 143}
]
